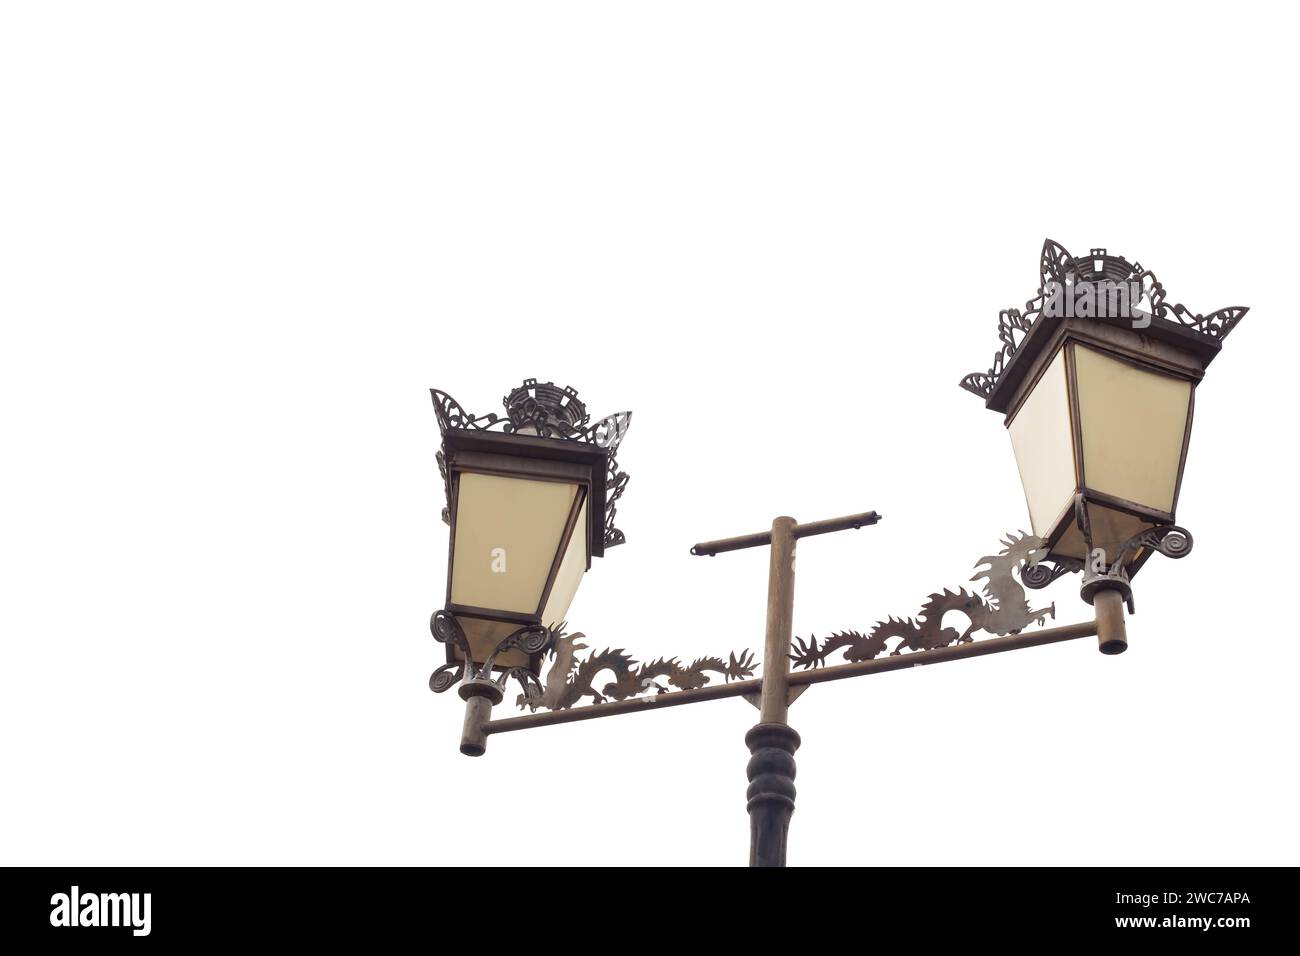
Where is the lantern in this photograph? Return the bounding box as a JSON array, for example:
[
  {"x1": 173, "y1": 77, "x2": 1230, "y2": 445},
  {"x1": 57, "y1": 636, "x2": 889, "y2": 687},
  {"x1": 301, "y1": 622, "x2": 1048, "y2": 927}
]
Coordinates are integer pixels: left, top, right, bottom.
[
  {"x1": 962, "y1": 240, "x2": 1247, "y2": 583},
  {"x1": 429, "y1": 379, "x2": 630, "y2": 688}
]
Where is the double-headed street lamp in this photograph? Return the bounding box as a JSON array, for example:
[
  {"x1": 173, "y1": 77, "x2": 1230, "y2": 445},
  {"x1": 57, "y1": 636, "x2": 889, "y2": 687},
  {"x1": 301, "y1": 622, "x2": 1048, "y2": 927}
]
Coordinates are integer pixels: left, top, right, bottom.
[{"x1": 427, "y1": 240, "x2": 1247, "y2": 866}]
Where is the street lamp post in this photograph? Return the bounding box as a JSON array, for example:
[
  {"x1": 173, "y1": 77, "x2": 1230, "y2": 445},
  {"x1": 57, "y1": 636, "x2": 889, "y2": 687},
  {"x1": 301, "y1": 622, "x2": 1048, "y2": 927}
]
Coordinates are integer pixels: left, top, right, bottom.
[
  {"x1": 426, "y1": 239, "x2": 1248, "y2": 866},
  {"x1": 692, "y1": 511, "x2": 884, "y2": 867}
]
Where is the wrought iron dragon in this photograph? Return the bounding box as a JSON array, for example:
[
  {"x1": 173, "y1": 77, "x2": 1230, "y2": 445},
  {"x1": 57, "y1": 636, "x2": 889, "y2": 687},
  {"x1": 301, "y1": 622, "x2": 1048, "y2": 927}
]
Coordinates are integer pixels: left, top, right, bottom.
[
  {"x1": 959, "y1": 238, "x2": 1249, "y2": 400},
  {"x1": 790, "y1": 532, "x2": 1061, "y2": 668},
  {"x1": 429, "y1": 609, "x2": 757, "y2": 712},
  {"x1": 515, "y1": 630, "x2": 757, "y2": 712}
]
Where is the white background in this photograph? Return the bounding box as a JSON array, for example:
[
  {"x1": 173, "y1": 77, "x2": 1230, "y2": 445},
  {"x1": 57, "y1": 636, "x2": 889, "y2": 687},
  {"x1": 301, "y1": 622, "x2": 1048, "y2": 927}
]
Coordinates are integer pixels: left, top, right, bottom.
[{"x1": 3, "y1": 2, "x2": 1297, "y2": 867}]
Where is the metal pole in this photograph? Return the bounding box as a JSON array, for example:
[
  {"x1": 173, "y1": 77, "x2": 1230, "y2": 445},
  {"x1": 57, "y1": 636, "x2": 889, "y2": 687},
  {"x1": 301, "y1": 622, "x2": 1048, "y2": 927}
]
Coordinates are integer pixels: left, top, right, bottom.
[
  {"x1": 747, "y1": 516, "x2": 799, "y2": 868},
  {"x1": 758, "y1": 516, "x2": 797, "y2": 723}
]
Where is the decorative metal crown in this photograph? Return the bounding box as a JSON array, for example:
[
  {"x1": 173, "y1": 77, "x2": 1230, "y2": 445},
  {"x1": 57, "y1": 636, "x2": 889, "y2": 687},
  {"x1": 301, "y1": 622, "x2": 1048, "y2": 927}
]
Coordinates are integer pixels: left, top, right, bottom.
[
  {"x1": 431, "y1": 378, "x2": 632, "y2": 548},
  {"x1": 959, "y1": 239, "x2": 1249, "y2": 400},
  {"x1": 504, "y1": 380, "x2": 588, "y2": 437}
]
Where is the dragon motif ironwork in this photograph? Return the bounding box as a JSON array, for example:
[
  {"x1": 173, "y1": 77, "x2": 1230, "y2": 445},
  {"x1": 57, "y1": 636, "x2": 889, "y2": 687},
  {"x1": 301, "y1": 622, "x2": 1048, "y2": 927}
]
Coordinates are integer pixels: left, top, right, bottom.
[
  {"x1": 790, "y1": 532, "x2": 1065, "y2": 668},
  {"x1": 428, "y1": 612, "x2": 757, "y2": 712},
  {"x1": 431, "y1": 378, "x2": 632, "y2": 548},
  {"x1": 960, "y1": 239, "x2": 1249, "y2": 400},
  {"x1": 515, "y1": 629, "x2": 757, "y2": 711}
]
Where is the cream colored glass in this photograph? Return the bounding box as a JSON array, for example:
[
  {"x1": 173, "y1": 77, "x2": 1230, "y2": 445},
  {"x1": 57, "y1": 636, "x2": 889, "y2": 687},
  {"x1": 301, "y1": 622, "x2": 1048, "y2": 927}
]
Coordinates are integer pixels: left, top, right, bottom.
[
  {"x1": 450, "y1": 472, "x2": 578, "y2": 614},
  {"x1": 1008, "y1": 349, "x2": 1077, "y2": 537},
  {"x1": 1074, "y1": 345, "x2": 1191, "y2": 514},
  {"x1": 540, "y1": 497, "x2": 589, "y2": 629}
]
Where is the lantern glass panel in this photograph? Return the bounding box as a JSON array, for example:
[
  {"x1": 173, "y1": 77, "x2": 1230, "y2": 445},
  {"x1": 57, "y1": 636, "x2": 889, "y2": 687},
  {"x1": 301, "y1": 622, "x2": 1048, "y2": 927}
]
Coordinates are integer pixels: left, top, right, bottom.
[
  {"x1": 1007, "y1": 349, "x2": 1076, "y2": 538},
  {"x1": 1074, "y1": 344, "x2": 1192, "y2": 515},
  {"x1": 450, "y1": 472, "x2": 580, "y2": 615},
  {"x1": 540, "y1": 497, "x2": 589, "y2": 630}
]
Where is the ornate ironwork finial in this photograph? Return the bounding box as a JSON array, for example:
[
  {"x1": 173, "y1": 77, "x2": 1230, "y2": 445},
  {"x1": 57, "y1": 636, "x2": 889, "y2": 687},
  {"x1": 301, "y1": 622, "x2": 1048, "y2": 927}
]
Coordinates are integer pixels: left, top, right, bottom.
[{"x1": 503, "y1": 379, "x2": 588, "y2": 438}]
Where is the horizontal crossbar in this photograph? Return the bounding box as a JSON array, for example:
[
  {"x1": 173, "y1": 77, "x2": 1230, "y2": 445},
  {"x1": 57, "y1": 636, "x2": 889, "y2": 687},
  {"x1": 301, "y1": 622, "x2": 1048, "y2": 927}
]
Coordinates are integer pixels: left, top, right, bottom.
[
  {"x1": 689, "y1": 510, "x2": 881, "y2": 556},
  {"x1": 483, "y1": 620, "x2": 1097, "y2": 736}
]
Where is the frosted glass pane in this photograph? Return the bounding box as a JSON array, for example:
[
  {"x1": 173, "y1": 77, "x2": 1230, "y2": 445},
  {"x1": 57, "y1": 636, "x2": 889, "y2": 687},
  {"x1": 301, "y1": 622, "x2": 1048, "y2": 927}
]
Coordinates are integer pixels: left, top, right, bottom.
[
  {"x1": 450, "y1": 473, "x2": 578, "y2": 614},
  {"x1": 1075, "y1": 345, "x2": 1191, "y2": 514},
  {"x1": 1008, "y1": 349, "x2": 1077, "y2": 537},
  {"x1": 540, "y1": 498, "x2": 589, "y2": 630}
]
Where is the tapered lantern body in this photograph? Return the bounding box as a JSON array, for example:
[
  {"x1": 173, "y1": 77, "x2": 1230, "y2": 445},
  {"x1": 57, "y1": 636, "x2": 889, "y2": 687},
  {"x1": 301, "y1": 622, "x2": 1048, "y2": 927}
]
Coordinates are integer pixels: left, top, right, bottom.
[
  {"x1": 1006, "y1": 340, "x2": 1194, "y2": 562},
  {"x1": 962, "y1": 242, "x2": 1246, "y2": 579},
  {"x1": 443, "y1": 434, "x2": 603, "y2": 667},
  {"x1": 431, "y1": 380, "x2": 631, "y2": 678}
]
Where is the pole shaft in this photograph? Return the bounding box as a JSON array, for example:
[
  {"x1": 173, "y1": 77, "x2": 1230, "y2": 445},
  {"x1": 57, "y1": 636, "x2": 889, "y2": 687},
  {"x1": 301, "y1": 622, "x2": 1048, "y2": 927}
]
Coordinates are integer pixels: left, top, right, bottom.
[
  {"x1": 747, "y1": 516, "x2": 799, "y2": 867},
  {"x1": 746, "y1": 722, "x2": 799, "y2": 867},
  {"x1": 759, "y1": 516, "x2": 798, "y2": 724}
]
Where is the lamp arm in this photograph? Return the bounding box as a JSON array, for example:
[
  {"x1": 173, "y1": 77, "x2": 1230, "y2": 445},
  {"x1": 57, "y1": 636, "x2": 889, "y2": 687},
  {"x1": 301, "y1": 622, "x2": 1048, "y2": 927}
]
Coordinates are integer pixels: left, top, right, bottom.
[
  {"x1": 455, "y1": 530, "x2": 1104, "y2": 750},
  {"x1": 482, "y1": 619, "x2": 1099, "y2": 738}
]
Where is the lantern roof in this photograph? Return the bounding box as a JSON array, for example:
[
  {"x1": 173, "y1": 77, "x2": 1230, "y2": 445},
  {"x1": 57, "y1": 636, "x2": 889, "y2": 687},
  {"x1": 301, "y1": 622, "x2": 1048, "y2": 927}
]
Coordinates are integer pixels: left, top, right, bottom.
[
  {"x1": 960, "y1": 239, "x2": 1249, "y2": 414},
  {"x1": 431, "y1": 379, "x2": 632, "y2": 553}
]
